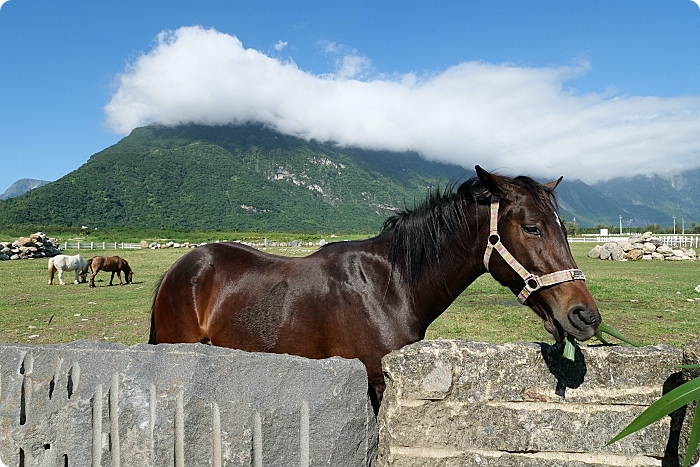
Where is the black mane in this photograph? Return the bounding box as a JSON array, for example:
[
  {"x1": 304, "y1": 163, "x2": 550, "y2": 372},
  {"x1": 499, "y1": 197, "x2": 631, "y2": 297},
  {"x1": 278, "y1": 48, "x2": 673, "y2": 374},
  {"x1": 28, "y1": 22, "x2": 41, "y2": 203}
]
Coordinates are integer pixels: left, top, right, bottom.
[{"x1": 382, "y1": 174, "x2": 558, "y2": 295}]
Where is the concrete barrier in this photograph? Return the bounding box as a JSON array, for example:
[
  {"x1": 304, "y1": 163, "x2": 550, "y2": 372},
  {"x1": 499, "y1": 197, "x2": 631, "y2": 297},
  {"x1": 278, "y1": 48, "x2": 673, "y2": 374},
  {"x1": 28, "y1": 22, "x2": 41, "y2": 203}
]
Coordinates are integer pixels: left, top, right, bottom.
[
  {"x1": 0, "y1": 342, "x2": 377, "y2": 467},
  {"x1": 377, "y1": 340, "x2": 691, "y2": 467}
]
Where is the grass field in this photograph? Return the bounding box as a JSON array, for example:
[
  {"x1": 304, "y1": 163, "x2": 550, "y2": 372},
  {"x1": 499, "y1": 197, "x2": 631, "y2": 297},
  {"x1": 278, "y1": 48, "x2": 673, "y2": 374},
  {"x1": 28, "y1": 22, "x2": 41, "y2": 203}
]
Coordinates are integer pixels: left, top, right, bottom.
[{"x1": 0, "y1": 242, "x2": 698, "y2": 348}]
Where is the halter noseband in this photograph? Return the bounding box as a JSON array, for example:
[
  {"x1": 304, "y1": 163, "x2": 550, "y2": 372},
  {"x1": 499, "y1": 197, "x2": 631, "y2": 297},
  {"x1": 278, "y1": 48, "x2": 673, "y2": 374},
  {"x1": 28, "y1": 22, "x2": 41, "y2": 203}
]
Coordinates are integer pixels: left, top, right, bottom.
[{"x1": 483, "y1": 195, "x2": 586, "y2": 304}]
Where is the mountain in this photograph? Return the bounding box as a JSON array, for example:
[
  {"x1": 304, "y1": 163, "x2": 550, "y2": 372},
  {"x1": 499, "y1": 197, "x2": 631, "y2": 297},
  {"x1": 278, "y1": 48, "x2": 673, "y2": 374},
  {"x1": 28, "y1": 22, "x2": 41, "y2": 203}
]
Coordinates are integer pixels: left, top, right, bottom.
[
  {"x1": 0, "y1": 123, "x2": 696, "y2": 232},
  {"x1": 591, "y1": 168, "x2": 700, "y2": 228},
  {"x1": 0, "y1": 124, "x2": 463, "y2": 233},
  {"x1": 0, "y1": 179, "x2": 50, "y2": 200}
]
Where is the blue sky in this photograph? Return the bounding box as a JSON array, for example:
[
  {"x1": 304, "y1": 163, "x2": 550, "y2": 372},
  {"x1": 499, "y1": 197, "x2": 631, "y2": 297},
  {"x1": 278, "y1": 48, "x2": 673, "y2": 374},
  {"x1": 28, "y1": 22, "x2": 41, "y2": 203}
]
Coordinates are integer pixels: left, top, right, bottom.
[{"x1": 1, "y1": 0, "x2": 699, "y2": 193}]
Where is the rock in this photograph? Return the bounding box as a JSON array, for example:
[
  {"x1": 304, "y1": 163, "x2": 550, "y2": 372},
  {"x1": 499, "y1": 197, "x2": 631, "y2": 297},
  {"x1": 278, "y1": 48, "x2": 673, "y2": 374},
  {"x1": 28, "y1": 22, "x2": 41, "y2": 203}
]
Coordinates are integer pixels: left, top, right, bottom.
[
  {"x1": 0, "y1": 254, "x2": 8, "y2": 261},
  {"x1": 14, "y1": 237, "x2": 34, "y2": 247},
  {"x1": 626, "y1": 249, "x2": 643, "y2": 261},
  {"x1": 649, "y1": 238, "x2": 664, "y2": 247},
  {"x1": 656, "y1": 245, "x2": 674, "y2": 256},
  {"x1": 672, "y1": 249, "x2": 685, "y2": 257},
  {"x1": 667, "y1": 256, "x2": 684, "y2": 261},
  {"x1": 599, "y1": 247, "x2": 612, "y2": 260},
  {"x1": 611, "y1": 245, "x2": 626, "y2": 261},
  {"x1": 140, "y1": 240, "x2": 149, "y2": 249},
  {"x1": 620, "y1": 242, "x2": 634, "y2": 252},
  {"x1": 652, "y1": 252, "x2": 665, "y2": 261},
  {"x1": 0, "y1": 342, "x2": 376, "y2": 467},
  {"x1": 642, "y1": 254, "x2": 652, "y2": 260},
  {"x1": 587, "y1": 245, "x2": 602, "y2": 259},
  {"x1": 643, "y1": 242, "x2": 657, "y2": 254}
]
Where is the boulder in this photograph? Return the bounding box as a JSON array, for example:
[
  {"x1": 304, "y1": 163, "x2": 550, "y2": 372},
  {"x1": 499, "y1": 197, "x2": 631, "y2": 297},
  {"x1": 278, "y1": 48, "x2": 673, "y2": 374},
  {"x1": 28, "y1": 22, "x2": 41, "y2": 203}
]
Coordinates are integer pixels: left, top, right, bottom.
[
  {"x1": 656, "y1": 245, "x2": 674, "y2": 256},
  {"x1": 587, "y1": 245, "x2": 602, "y2": 259},
  {"x1": 652, "y1": 252, "x2": 665, "y2": 261},
  {"x1": 626, "y1": 249, "x2": 643, "y2": 261},
  {"x1": 643, "y1": 242, "x2": 657, "y2": 254},
  {"x1": 14, "y1": 237, "x2": 34, "y2": 247},
  {"x1": 611, "y1": 245, "x2": 626, "y2": 261},
  {"x1": 620, "y1": 242, "x2": 634, "y2": 252}
]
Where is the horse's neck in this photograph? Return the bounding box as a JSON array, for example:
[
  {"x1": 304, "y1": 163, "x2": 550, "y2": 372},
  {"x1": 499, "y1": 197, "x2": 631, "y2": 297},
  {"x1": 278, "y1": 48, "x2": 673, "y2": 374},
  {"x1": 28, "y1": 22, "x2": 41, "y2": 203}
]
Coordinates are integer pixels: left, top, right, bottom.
[{"x1": 410, "y1": 202, "x2": 489, "y2": 328}]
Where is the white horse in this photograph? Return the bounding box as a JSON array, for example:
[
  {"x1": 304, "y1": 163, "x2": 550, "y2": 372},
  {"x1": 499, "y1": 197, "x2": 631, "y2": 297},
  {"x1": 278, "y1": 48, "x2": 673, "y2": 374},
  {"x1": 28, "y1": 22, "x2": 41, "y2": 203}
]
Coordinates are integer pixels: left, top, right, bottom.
[{"x1": 48, "y1": 254, "x2": 88, "y2": 285}]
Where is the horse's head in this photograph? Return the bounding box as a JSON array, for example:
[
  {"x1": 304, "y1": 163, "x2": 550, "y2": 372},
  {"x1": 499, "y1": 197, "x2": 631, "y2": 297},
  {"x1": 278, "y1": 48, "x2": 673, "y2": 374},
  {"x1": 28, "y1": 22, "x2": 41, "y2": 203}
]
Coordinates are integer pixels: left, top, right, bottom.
[
  {"x1": 123, "y1": 263, "x2": 134, "y2": 284},
  {"x1": 476, "y1": 166, "x2": 601, "y2": 342}
]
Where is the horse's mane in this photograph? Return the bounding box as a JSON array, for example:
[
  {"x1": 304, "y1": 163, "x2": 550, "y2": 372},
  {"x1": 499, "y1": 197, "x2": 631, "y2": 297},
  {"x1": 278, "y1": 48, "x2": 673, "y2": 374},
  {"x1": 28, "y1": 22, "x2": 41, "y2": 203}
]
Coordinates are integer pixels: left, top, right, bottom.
[{"x1": 381, "y1": 174, "x2": 557, "y2": 293}]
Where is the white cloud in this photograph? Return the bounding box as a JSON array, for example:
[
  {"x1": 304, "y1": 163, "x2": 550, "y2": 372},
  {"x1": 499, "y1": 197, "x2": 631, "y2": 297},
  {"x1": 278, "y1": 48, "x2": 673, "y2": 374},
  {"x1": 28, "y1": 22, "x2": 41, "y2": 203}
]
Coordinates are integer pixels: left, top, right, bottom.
[
  {"x1": 103, "y1": 26, "x2": 700, "y2": 183},
  {"x1": 273, "y1": 40, "x2": 287, "y2": 52}
]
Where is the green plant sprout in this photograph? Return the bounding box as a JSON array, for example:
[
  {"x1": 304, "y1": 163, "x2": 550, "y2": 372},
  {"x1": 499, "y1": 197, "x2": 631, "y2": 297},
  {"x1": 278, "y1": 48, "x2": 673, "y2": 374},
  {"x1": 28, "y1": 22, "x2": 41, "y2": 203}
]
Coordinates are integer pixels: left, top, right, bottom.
[{"x1": 608, "y1": 364, "x2": 700, "y2": 467}]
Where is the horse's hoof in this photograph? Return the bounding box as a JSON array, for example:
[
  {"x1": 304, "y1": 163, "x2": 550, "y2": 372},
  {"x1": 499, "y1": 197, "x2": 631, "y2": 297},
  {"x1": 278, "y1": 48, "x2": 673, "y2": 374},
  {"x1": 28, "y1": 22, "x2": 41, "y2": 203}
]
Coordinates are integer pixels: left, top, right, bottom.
[{"x1": 74, "y1": 280, "x2": 79, "y2": 285}]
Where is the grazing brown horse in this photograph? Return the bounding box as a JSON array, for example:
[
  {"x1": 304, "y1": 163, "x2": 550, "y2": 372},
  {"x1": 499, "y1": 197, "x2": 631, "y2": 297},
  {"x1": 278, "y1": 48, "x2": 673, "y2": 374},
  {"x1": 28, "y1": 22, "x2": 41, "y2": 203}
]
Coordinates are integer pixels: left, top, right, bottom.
[
  {"x1": 86, "y1": 256, "x2": 133, "y2": 287},
  {"x1": 149, "y1": 166, "x2": 600, "y2": 411}
]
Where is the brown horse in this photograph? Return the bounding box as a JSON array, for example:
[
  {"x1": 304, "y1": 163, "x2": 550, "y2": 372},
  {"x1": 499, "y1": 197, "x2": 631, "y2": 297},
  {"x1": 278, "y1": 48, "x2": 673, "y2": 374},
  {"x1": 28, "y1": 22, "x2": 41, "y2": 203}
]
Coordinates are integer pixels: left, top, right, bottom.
[
  {"x1": 86, "y1": 256, "x2": 133, "y2": 287},
  {"x1": 149, "y1": 166, "x2": 601, "y2": 411}
]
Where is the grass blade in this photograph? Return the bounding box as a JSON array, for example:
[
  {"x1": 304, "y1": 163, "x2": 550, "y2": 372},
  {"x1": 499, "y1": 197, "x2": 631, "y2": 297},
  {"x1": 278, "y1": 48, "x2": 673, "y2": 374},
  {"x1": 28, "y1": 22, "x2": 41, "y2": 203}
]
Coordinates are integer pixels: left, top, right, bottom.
[
  {"x1": 598, "y1": 322, "x2": 642, "y2": 347},
  {"x1": 682, "y1": 403, "x2": 700, "y2": 467},
  {"x1": 608, "y1": 376, "x2": 700, "y2": 445},
  {"x1": 563, "y1": 336, "x2": 577, "y2": 361}
]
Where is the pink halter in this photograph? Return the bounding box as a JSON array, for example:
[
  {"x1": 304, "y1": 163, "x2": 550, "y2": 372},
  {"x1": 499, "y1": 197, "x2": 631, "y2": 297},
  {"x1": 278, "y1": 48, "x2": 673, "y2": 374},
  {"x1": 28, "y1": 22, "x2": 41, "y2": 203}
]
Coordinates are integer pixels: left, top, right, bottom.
[{"x1": 483, "y1": 195, "x2": 586, "y2": 304}]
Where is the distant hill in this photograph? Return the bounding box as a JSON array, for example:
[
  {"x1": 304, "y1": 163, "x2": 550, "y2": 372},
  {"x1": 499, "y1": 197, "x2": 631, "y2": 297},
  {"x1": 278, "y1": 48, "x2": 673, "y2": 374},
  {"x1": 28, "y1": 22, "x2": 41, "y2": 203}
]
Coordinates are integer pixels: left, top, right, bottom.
[
  {"x1": 0, "y1": 179, "x2": 50, "y2": 200},
  {"x1": 0, "y1": 124, "x2": 463, "y2": 233},
  {"x1": 591, "y1": 168, "x2": 700, "y2": 228},
  {"x1": 0, "y1": 123, "x2": 696, "y2": 232}
]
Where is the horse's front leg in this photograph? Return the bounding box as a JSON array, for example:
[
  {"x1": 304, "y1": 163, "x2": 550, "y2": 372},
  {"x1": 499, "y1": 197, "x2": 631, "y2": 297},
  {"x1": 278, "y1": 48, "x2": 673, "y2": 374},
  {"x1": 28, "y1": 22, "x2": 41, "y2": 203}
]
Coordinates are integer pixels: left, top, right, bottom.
[
  {"x1": 58, "y1": 269, "x2": 66, "y2": 286},
  {"x1": 73, "y1": 269, "x2": 80, "y2": 285},
  {"x1": 116, "y1": 271, "x2": 124, "y2": 285}
]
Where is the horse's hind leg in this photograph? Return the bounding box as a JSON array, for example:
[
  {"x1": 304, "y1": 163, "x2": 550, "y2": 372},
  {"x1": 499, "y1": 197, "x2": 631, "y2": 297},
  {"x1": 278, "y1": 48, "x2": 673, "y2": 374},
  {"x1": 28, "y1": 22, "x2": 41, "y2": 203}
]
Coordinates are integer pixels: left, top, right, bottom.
[{"x1": 89, "y1": 269, "x2": 99, "y2": 288}]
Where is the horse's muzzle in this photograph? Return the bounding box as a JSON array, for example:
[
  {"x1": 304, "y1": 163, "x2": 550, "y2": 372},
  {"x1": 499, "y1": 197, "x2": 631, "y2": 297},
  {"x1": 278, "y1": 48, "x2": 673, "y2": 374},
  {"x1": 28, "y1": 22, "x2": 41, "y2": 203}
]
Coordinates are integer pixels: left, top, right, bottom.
[{"x1": 568, "y1": 305, "x2": 601, "y2": 340}]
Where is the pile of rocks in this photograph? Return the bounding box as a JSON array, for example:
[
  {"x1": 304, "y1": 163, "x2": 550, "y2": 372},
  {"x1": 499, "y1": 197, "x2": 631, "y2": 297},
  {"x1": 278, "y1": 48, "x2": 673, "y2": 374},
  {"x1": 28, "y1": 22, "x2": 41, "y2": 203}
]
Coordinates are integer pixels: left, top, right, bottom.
[
  {"x1": 0, "y1": 232, "x2": 61, "y2": 260},
  {"x1": 144, "y1": 241, "x2": 204, "y2": 249},
  {"x1": 588, "y1": 231, "x2": 697, "y2": 261}
]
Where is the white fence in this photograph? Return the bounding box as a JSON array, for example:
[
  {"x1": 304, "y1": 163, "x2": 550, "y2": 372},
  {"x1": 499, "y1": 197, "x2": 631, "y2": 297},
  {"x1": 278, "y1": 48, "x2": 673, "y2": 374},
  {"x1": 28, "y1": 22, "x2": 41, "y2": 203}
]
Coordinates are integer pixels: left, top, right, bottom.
[
  {"x1": 569, "y1": 234, "x2": 700, "y2": 248},
  {"x1": 60, "y1": 241, "x2": 142, "y2": 250}
]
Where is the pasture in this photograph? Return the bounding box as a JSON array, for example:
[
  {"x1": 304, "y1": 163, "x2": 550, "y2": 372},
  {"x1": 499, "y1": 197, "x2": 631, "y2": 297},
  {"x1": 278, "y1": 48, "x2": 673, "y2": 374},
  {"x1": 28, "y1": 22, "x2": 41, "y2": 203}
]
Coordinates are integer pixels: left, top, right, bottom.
[{"x1": 0, "y1": 243, "x2": 698, "y2": 347}]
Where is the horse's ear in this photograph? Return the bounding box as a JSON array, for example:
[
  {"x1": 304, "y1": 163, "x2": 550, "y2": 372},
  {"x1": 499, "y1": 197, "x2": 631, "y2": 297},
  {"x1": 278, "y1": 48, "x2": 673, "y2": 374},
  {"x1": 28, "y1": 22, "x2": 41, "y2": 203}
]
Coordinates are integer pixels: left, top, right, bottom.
[
  {"x1": 475, "y1": 165, "x2": 508, "y2": 197},
  {"x1": 543, "y1": 176, "x2": 563, "y2": 191}
]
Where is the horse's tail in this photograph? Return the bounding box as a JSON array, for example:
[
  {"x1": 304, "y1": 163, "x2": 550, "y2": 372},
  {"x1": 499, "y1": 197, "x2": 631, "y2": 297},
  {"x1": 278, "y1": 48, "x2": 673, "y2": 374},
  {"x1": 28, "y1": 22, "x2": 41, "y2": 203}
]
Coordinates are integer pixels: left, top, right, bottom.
[
  {"x1": 48, "y1": 257, "x2": 56, "y2": 284},
  {"x1": 148, "y1": 274, "x2": 165, "y2": 344}
]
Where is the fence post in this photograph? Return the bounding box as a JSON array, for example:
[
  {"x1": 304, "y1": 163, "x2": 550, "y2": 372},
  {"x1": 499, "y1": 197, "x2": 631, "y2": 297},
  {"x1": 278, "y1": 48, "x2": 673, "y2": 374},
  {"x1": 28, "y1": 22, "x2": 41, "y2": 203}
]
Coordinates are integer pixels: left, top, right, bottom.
[
  {"x1": 114, "y1": 242, "x2": 117, "y2": 249},
  {"x1": 77, "y1": 241, "x2": 81, "y2": 249},
  {"x1": 121, "y1": 242, "x2": 124, "y2": 249},
  {"x1": 103, "y1": 242, "x2": 106, "y2": 249},
  {"x1": 90, "y1": 242, "x2": 94, "y2": 249}
]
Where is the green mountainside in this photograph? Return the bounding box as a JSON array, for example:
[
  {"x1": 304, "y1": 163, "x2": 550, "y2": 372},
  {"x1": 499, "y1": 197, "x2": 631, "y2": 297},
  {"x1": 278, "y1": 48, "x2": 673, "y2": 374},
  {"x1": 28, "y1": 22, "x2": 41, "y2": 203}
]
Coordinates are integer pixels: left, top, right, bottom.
[
  {"x1": 0, "y1": 124, "x2": 463, "y2": 233},
  {"x1": 1, "y1": 123, "x2": 697, "y2": 232}
]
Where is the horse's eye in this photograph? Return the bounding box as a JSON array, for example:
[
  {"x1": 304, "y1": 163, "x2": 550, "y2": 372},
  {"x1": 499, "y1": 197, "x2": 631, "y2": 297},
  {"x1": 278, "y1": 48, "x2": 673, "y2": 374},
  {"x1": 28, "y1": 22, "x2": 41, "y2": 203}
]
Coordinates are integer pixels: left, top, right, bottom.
[{"x1": 523, "y1": 225, "x2": 543, "y2": 236}]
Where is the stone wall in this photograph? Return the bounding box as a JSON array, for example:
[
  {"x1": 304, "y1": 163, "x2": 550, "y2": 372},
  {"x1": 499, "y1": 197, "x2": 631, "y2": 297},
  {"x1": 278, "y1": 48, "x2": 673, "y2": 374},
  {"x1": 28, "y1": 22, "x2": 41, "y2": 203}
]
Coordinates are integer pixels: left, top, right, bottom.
[
  {"x1": 377, "y1": 340, "x2": 696, "y2": 467},
  {"x1": 0, "y1": 342, "x2": 376, "y2": 467},
  {"x1": 1, "y1": 340, "x2": 697, "y2": 467}
]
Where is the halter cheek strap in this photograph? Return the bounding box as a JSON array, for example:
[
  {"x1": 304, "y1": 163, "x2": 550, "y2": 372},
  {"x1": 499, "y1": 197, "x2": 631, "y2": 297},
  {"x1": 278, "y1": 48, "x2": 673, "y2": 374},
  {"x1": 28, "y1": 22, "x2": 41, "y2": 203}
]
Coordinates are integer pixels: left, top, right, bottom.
[{"x1": 483, "y1": 195, "x2": 586, "y2": 304}]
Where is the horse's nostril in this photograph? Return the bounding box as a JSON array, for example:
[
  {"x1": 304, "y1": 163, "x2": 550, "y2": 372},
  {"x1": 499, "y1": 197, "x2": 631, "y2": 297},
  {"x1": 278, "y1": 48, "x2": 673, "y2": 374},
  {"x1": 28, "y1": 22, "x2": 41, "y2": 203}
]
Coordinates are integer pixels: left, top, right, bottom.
[{"x1": 570, "y1": 306, "x2": 600, "y2": 326}]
